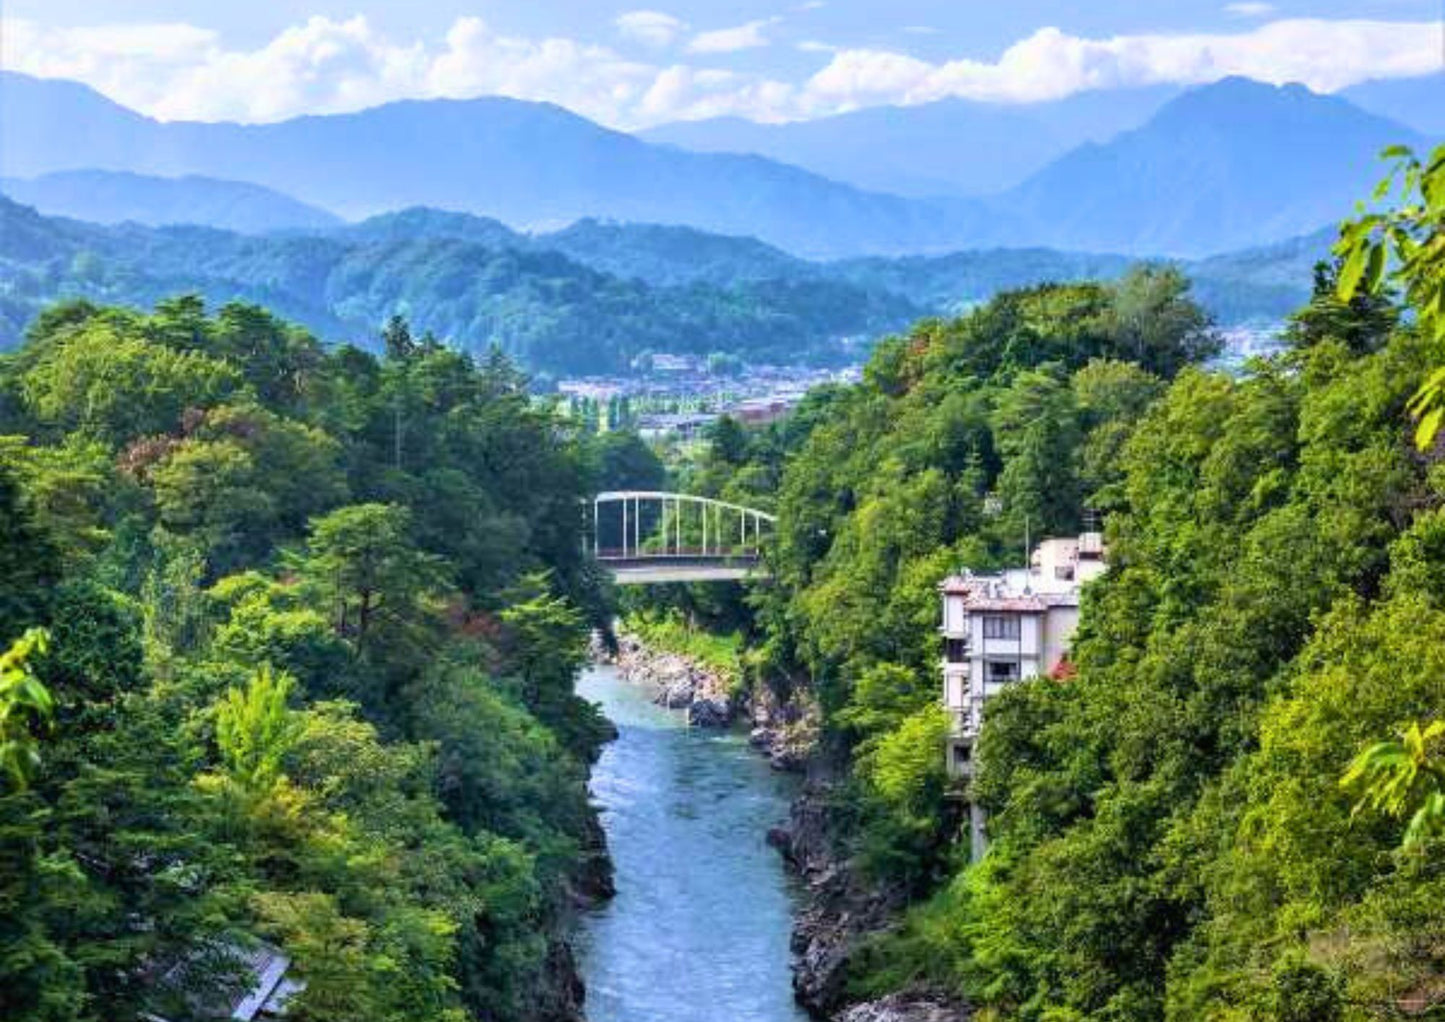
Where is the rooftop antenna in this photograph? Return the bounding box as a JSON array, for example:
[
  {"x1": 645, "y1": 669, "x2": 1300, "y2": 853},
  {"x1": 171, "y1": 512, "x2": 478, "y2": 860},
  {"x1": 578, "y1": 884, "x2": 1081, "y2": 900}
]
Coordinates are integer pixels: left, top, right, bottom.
[{"x1": 1023, "y1": 514, "x2": 1032, "y2": 595}]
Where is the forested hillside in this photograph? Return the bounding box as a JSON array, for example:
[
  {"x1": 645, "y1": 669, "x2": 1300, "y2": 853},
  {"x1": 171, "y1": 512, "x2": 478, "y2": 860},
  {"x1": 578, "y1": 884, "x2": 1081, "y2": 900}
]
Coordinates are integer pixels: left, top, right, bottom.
[
  {"x1": 0, "y1": 198, "x2": 918, "y2": 374},
  {"x1": 659, "y1": 144, "x2": 1445, "y2": 1020},
  {"x1": 0, "y1": 196, "x2": 1323, "y2": 375},
  {"x1": 0, "y1": 299, "x2": 637, "y2": 1020}
]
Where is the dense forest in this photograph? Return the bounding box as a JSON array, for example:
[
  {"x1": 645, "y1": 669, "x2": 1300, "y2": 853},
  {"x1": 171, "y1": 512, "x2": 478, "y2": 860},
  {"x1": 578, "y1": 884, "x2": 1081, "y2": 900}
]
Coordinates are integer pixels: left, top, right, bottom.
[
  {"x1": 0, "y1": 197, "x2": 1320, "y2": 376},
  {"x1": 0, "y1": 300, "x2": 670, "y2": 1020},
  {"x1": 647, "y1": 145, "x2": 1445, "y2": 1019},
  {"x1": 3, "y1": 127, "x2": 1440, "y2": 1022}
]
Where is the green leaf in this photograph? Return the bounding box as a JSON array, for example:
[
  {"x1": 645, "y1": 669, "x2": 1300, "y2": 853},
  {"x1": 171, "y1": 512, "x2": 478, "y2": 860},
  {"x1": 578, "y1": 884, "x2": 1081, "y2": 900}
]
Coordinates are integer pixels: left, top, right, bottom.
[
  {"x1": 1336, "y1": 242, "x2": 1369, "y2": 301},
  {"x1": 1416, "y1": 406, "x2": 1443, "y2": 451},
  {"x1": 1364, "y1": 242, "x2": 1386, "y2": 292}
]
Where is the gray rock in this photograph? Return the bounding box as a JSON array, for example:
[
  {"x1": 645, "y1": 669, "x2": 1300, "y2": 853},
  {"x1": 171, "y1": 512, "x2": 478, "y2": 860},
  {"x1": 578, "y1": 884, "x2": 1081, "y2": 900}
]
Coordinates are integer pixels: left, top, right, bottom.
[
  {"x1": 687, "y1": 697, "x2": 732, "y2": 728},
  {"x1": 657, "y1": 679, "x2": 696, "y2": 709},
  {"x1": 835, "y1": 993, "x2": 970, "y2": 1022}
]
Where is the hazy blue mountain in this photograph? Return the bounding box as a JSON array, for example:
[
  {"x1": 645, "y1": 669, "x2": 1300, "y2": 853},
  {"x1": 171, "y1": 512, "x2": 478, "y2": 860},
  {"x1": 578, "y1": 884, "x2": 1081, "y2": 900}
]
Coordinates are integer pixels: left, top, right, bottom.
[
  {"x1": 0, "y1": 70, "x2": 157, "y2": 177},
  {"x1": 642, "y1": 85, "x2": 1180, "y2": 197},
  {"x1": 338, "y1": 207, "x2": 525, "y2": 248},
  {"x1": 331, "y1": 211, "x2": 807, "y2": 286},
  {"x1": 0, "y1": 71, "x2": 1000, "y2": 258},
  {"x1": 1004, "y1": 77, "x2": 1426, "y2": 256},
  {"x1": 1340, "y1": 73, "x2": 1445, "y2": 137},
  {"x1": 537, "y1": 219, "x2": 811, "y2": 286},
  {"x1": 0, "y1": 170, "x2": 342, "y2": 232},
  {"x1": 1182, "y1": 225, "x2": 1334, "y2": 323},
  {"x1": 1, "y1": 71, "x2": 1413, "y2": 259}
]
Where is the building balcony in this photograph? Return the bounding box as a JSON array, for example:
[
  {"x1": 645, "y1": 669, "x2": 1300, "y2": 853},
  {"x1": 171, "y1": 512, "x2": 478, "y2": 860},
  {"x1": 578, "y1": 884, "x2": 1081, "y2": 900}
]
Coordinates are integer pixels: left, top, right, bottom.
[{"x1": 949, "y1": 708, "x2": 979, "y2": 739}]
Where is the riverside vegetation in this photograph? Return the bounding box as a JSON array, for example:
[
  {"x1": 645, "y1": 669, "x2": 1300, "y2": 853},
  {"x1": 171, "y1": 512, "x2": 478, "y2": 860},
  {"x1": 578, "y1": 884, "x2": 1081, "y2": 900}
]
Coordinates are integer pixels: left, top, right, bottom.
[
  {"x1": 635, "y1": 144, "x2": 1445, "y2": 1021},
  {"x1": 0, "y1": 305, "x2": 665, "y2": 1020}
]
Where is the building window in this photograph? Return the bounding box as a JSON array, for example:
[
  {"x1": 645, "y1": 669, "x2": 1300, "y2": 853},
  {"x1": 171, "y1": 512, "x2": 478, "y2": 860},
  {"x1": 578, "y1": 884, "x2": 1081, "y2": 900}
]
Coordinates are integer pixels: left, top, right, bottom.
[
  {"x1": 982, "y1": 615, "x2": 1020, "y2": 640},
  {"x1": 944, "y1": 638, "x2": 967, "y2": 663},
  {"x1": 987, "y1": 661, "x2": 1020, "y2": 684},
  {"x1": 953, "y1": 744, "x2": 972, "y2": 767}
]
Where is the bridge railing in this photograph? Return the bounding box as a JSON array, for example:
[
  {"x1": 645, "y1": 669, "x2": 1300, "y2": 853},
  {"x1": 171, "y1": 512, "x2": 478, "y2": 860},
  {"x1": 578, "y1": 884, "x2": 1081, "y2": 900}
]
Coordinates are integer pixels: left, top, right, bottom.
[{"x1": 590, "y1": 491, "x2": 776, "y2": 562}]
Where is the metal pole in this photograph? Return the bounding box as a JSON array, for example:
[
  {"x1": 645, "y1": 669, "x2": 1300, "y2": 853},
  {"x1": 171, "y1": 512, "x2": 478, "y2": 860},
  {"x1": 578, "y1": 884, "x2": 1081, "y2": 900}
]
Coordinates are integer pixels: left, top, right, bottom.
[
  {"x1": 593, "y1": 499, "x2": 599, "y2": 556},
  {"x1": 634, "y1": 496, "x2": 641, "y2": 555},
  {"x1": 702, "y1": 499, "x2": 708, "y2": 556},
  {"x1": 621, "y1": 498, "x2": 628, "y2": 558}
]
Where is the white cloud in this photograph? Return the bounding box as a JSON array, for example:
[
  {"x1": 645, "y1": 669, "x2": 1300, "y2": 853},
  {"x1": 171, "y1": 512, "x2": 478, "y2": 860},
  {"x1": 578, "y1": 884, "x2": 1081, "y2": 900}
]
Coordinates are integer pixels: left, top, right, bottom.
[
  {"x1": 804, "y1": 19, "x2": 1444, "y2": 107},
  {"x1": 797, "y1": 40, "x2": 838, "y2": 54},
  {"x1": 1, "y1": 14, "x2": 1439, "y2": 130},
  {"x1": 687, "y1": 18, "x2": 781, "y2": 54},
  {"x1": 902, "y1": 26, "x2": 941, "y2": 36},
  {"x1": 1225, "y1": 3, "x2": 1277, "y2": 17},
  {"x1": 616, "y1": 10, "x2": 688, "y2": 48}
]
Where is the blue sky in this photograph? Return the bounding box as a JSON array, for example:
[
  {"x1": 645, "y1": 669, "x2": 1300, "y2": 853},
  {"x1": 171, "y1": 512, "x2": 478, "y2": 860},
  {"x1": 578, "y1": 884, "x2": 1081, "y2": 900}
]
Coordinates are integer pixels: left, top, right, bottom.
[{"x1": 3, "y1": 0, "x2": 1440, "y2": 126}]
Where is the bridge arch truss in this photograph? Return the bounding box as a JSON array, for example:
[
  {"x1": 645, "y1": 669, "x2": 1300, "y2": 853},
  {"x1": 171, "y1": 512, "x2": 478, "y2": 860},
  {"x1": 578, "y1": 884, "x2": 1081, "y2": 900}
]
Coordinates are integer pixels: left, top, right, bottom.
[{"x1": 591, "y1": 491, "x2": 776, "y2": 563}]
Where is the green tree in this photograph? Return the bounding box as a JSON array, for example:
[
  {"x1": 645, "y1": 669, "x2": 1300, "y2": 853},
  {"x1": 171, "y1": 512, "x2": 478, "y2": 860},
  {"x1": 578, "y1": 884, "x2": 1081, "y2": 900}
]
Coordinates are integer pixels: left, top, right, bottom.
[
  {"x1": 301, "y1": 503, "x2": 447, "y2": 648},
  {"x1": 0, "y1": 630, "x2": 52, "y2": 789},
  {"x1": 0, "y1": 466, "x2": 60, "y2": 645},
  {"x1": 215, "y1": 665, "x2": 300, "y2": 791}
]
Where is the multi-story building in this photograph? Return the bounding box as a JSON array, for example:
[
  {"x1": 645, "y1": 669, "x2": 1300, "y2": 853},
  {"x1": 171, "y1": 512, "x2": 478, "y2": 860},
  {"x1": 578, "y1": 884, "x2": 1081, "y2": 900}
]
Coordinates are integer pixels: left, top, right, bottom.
[{"x1": 940, "y1": 531, "x2": 1106, "y2": 859}]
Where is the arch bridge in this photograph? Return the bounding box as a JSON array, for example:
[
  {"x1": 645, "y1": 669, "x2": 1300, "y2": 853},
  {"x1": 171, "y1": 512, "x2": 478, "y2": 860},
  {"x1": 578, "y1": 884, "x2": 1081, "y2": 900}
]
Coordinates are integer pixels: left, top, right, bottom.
[{"x1": 591, "y1": 491, "x2": 775, "y2": 585}]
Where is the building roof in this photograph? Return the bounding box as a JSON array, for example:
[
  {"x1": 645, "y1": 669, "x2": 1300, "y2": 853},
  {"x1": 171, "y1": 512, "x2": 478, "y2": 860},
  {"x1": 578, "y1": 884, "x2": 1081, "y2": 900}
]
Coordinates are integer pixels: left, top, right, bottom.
[
  {"x1": 961, "y1": 595, "x2": 1050, "y2": 612},
  {"x1": 940, "y1": 573, "x2": 1081, "y2": 610}
]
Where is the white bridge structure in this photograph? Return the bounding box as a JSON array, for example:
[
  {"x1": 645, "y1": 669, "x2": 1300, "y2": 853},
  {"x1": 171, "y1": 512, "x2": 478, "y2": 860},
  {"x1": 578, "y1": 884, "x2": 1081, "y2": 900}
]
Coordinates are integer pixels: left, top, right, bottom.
[{"x1": 591, "y1": 491, "x2": 775, "y2": 585}]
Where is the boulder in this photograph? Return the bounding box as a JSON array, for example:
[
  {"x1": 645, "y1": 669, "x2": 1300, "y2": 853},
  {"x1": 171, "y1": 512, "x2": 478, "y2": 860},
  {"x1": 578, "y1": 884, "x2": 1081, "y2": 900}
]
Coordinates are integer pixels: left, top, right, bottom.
[
  {"x1": 687, "y1": 697, "x2": 731, "y2": 728},
  {"x1": 836, "y1": 993, "x2": 970, "y2": 1022}
]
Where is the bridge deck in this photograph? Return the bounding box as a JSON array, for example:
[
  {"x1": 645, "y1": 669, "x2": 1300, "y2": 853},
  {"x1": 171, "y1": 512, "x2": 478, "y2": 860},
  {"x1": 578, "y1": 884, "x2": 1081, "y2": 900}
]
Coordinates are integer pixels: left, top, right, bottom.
[{"x1": 600, "y1": 556, "x2": 769, "y2": 586}]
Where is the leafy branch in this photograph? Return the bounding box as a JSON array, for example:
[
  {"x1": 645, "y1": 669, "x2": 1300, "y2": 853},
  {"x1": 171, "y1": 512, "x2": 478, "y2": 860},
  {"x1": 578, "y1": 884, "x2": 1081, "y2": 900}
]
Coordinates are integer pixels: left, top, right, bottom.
[
  {"x1": 1341, "y1": 720, "x2": 1445, "y2": 849},
  {"x1": 1335, "y1": 143, "x2": 1445, "y2": 449},
  {"x1": 0, "y1": 628, "x2": 54, "y2": 789}
]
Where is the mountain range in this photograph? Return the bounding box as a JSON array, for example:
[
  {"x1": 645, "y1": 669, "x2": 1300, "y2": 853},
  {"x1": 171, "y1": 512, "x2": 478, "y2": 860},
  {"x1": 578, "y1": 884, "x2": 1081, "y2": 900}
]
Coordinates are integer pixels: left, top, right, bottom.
[
  {"x1": 642, "y1": 85, "x2": 1183, "y2": 198},
  {"x1": 0, "y1": 193, "x2": 1328, "y2": 374},
  {"x1": 1002, "y1": 77, "x2": 1424, "y2": 255},
  {"x1": 1, "y1": 71, "x2": 1433, "y2": 258}
]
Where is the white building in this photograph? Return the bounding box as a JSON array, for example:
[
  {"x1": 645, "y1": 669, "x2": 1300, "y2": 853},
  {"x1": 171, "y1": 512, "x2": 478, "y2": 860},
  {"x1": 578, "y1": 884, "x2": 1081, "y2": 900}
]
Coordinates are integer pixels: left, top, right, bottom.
[{"x1": 940, "y1": 532, "x2": 1106, "y2": 859}]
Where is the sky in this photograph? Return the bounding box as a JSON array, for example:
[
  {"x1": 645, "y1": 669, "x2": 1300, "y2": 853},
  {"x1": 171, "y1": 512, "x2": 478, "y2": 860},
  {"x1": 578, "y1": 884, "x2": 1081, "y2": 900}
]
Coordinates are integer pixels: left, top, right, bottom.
[{"x1": 1, "y1": 0, "x2": 1441, "y2": 128}]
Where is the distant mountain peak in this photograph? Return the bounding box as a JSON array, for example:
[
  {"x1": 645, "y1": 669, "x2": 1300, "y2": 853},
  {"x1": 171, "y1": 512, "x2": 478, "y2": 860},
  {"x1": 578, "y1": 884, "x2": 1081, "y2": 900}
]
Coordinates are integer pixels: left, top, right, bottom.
[
  {"x1": 1004, "y1": 76, "x2": 1425, "y2": 257},
  {"x1": 0, "y1": 168, "x2": 341, "y2": 233}
]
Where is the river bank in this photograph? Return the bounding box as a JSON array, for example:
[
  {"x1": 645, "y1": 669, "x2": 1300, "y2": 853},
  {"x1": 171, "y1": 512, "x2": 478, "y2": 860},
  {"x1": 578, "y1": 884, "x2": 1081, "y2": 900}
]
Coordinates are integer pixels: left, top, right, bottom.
[
  {"x1": 598, "y1": 631, "x2": 818, "y2": 769},
  {"x1": 595, "y1": 631, "x2": 969, "y2": 1022}
]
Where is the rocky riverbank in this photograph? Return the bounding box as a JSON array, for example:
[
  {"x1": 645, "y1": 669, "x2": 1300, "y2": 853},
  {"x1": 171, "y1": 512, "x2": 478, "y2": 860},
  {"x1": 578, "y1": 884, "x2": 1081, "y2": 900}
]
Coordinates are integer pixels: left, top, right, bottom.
[
  {"x1": 771, "y1": 772, "x2": 971, "y2": 1022},
  {"x1": 596, "y1": 632, "x2": 818, "y2": 768},
  {"x1": 545, "y1": 720, "x2": 618, "y2": 1022}
]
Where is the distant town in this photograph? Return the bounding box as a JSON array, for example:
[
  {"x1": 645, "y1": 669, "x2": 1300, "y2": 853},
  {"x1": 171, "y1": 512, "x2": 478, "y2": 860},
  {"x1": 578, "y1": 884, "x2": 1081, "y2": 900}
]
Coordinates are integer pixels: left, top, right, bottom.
[
  {"x1": 554, "y1": 325, "x2": 1284, "y2": 437},
  {"x1": 555, "y1": 355, "x2": 862, "y2": 438}
]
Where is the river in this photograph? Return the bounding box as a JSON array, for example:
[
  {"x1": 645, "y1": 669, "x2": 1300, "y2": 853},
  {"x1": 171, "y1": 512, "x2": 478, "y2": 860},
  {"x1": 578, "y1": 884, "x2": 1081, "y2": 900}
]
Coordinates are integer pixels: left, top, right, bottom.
[{"x1": 576, "y1": 664, "x2": 809, "y2": 1022}]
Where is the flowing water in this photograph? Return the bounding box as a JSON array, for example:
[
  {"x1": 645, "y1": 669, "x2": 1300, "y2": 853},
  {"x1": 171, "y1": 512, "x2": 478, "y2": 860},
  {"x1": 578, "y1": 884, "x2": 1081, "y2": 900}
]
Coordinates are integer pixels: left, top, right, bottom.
[{"x1": 576, "y1": 664, "x2": 809, "y2": 1022}]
